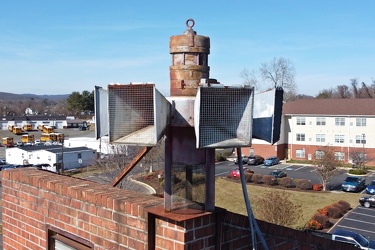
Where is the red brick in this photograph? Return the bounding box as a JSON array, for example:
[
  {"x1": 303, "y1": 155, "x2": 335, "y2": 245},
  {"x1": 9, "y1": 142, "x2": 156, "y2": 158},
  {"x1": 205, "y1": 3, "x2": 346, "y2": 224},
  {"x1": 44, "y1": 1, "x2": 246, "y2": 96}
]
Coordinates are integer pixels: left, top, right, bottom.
[
  {"x1": 195, "y1": 225, "x2": 215, "y2": 239},
  {"x1": 103, "y1": 219, "x2": 119, "y2": 232}
]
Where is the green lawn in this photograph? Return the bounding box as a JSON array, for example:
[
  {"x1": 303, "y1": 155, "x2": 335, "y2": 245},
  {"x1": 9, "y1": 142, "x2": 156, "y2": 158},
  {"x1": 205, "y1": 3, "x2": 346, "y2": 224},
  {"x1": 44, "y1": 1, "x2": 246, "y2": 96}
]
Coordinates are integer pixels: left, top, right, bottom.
[{"x1": 215, "y1": 177, "x2": 363, "y2": 229}]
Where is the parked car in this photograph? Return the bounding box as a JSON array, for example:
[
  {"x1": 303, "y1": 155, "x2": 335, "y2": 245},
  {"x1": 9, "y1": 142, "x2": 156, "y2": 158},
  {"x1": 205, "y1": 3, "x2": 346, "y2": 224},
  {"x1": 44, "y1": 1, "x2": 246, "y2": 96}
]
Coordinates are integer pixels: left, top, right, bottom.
[
  {"x1": 0, "y1": 164, "x2": 31, "y2": 170},
  {"x1": 247, "y1": 155, "x2": 264, "y2": 165},
  {"x1": 16, "y1": 141, "x2": 23, "y2": 147},
  {"x1": 79, "y1": 126, "x2": 88, "y2": 131},
  {"x1": 264, "y1": 156, "x2": 279, "y2": 166},
  {"x1": 331, "y1": 229, "x2": 375, "y2": 250},
  {"x1": 234, "y1": 156, "x2": 249, "y2": 165},
  {"x1": 231, "y1": 167, "x2": 254, "y2": 178},
  {"x1": 359, "y1": 195, "x2": 375, "y2": 208},
  {"x1": 34, "y1": 163, "x2": 56, "y2": 172},
  {"x1": 366, "y1": 180, "x2": 375, "y2": 194},
  {"x1": 269, "y1": 170, "x2": 287, "y2": 178},
  {"x1": 341, "y1": 176, "x2": 366, "y2": 192}
]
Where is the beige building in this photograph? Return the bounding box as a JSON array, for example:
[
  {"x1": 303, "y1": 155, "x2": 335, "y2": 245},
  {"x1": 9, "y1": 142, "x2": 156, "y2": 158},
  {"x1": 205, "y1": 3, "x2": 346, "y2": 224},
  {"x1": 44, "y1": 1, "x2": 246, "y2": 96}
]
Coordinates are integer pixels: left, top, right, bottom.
[{"x1": 242, "y1": 98, "x2": 375, "y2": 166}]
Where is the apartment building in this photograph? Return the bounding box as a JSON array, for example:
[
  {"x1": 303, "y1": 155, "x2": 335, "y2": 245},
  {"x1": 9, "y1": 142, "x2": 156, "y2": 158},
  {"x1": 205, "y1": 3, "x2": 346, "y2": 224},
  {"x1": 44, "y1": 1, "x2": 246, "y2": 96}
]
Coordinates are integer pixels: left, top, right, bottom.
[{"x1": 242, "y1": 98, "x2": 375, "y2": 166}]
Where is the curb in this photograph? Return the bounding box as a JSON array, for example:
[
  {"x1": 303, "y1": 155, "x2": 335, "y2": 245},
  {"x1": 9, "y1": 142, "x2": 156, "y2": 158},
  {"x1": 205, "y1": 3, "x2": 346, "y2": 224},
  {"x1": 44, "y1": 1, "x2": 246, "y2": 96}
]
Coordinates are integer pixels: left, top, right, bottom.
[{"x1": 129, "y1": 178, "x2": 156, "y2": 195}]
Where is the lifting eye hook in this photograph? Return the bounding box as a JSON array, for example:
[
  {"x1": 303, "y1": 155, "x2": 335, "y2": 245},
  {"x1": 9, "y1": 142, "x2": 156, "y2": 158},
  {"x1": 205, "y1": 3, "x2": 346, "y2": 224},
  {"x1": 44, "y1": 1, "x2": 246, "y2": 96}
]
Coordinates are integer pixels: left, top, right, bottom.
[{"x1": 186, "y1": 19, "x2": 195, "y2": 30}]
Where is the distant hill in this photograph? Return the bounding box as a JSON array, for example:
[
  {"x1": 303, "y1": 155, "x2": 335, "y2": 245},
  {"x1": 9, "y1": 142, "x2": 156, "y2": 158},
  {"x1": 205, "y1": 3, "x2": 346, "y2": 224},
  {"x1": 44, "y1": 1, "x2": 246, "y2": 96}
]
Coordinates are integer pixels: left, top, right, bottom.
[{"x1": 0, "y1": 92, "x2": 69, "y2": 101}]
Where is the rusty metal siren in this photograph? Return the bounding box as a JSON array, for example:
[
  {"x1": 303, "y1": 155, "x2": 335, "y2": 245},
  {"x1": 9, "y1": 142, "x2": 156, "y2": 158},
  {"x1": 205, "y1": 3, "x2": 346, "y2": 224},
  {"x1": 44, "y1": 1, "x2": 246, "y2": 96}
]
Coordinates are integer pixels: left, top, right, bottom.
[{"x1": 95, "y1": 19, "x2": 283, "y2": 148}]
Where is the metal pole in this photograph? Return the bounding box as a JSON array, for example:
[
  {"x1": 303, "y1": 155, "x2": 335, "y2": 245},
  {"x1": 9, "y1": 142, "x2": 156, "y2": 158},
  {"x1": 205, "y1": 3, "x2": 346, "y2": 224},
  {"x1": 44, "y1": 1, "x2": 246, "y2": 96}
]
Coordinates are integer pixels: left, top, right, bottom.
[
  {"x1": 237, "y1": 148, "x2": 269, "y2": 250},
  {"x1": 61, "y1": 137, "x2": 64, "y2": 174},
  {"x1": 362, "y1": 134, "x2": 366, "y2": 168}
]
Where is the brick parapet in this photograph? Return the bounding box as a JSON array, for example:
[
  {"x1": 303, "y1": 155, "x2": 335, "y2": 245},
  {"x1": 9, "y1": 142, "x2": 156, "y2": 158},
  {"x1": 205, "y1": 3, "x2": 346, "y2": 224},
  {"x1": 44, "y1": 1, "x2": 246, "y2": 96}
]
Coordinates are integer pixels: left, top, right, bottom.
[
  {"x1": 2, "y1": 168, "x2": 164, "y2": 249},
  {"x1": 2, "y1": 168, "x2": 360, "y2": 250}
]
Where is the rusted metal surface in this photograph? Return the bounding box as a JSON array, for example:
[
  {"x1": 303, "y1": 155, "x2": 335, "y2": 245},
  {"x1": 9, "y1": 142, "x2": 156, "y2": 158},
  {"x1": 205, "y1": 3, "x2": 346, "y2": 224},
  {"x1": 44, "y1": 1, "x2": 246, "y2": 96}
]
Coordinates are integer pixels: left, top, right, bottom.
[
  {"x1": 111, "y1": 146, "x2": 152, "y2": 187},
  {"x1": 170, "y1": 18, "x2": 210, "y2": 96}
]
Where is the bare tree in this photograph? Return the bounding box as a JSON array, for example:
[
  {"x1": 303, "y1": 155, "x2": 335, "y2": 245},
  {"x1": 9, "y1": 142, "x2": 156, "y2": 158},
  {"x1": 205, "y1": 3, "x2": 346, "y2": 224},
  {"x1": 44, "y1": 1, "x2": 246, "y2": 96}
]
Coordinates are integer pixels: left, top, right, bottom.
[
  {"x1": 361, "y1": 82, "x2": 373, "y2": 98},
  {"x1": 349, "y1": 149, "x2": 371, "y2": 170},
  {"x1": 314, "y1": 145, "x2": 342, "y2": 191},
  {"x1": 336, "y1": 85, "x2": 350, "y2": 98},
  {"x1": 351, "y1": 78, "x2": 359, "y2": 98},
  {"x1": 316, "y1": 88, "x2": 333, "y2": 99},
  {"x1": 91, "y1": 144, "x2": 143, "y2": 185},
  {"x1": 90, "y1": 139, "x2": 165, "y2": 188},
  {"x1": 239, "y1": 68, "x2": 259, "y2": 89},
  {"x1": 259, "y1": 57, "x2": 296, "y2": 91},
  {"x1": 254, "y1": 189, "x2": 302, "y2": 227}
]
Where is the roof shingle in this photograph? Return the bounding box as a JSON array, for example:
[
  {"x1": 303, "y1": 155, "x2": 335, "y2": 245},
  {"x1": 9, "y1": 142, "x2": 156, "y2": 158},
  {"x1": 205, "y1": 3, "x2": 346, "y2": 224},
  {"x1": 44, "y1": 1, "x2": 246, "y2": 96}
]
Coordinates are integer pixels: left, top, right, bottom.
[{"x1": 283, "y1": 98, "x2": 375, "y2": 116}]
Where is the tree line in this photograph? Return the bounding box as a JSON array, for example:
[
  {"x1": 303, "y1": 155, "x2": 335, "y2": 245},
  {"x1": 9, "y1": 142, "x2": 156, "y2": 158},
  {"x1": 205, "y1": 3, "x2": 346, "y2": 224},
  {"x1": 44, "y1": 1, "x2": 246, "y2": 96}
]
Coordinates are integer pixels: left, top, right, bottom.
[
  {"x1": 241, "y1": 56, "x2": 374, "y2": 101},
  {"x1": 1, "y1": 90, "x2": 94, "y2": 118}
]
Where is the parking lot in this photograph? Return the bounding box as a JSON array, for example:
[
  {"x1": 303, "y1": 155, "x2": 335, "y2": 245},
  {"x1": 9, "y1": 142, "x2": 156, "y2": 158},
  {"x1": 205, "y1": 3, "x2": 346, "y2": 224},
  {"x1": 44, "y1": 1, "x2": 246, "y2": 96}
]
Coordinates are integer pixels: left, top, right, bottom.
[
  {"x1": 0, "y1": 128, "x2": 94, "y2": 159},
  {"x1": 220, "y1": 159, "x2": 375, "y2": 241},
  {"x1": 329, "y1": 205, "x2": 375, "y2": 241}
]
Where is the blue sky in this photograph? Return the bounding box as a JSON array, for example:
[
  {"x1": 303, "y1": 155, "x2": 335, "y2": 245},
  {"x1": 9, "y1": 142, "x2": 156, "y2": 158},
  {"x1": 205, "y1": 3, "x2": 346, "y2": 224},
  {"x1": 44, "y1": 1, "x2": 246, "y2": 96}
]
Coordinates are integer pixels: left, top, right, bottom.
[{"x1": 1, "y1": 1, "x2": 374, "y2": 96}]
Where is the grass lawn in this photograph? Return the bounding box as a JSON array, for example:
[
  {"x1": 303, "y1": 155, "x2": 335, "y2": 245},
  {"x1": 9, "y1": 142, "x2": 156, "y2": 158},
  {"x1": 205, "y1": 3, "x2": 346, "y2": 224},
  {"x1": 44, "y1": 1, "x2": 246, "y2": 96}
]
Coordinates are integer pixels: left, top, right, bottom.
[{"x1": 215, "y1": 177, "x2": 363, "y2": 229}]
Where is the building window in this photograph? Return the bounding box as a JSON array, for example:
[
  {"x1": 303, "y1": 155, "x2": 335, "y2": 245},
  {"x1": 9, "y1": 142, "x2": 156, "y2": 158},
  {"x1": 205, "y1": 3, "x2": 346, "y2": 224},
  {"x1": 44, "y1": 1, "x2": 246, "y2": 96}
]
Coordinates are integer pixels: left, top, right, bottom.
[
  {"x1": 249, "y1": 148, "x2": 254, "y2": 156},
  {"x1": 356, "y1": 118, "x2": 366, "y2": 126},
  {"x1": 334, "y1": 135, "x2": 345, "y2": 144},
  {"x1": 316, "y1": 117, "x2": 326, "y2": 126},
  {"x1": 296, "y1": 133, "x2": 305, "y2": 142},
  {"x1": 47, "y1": 225, "x2": 93, "y2": 250},
  {"x1": 316, "y1": 134, "x2": 326, "y2": 143},
  {"x1": 315, "y1": 150, "x2": 324, "y2": 159},
  {"x1": 78, "y1": 153, "x2": 82, "y2": 159},
  {"x1": 355, "y1": 135, "x2": 366, "y2": 144},
  {"x1": 296, "y1": 117, "x2": 306, "y2": 125},
  {"x1": 335, "y1": 117, "x2": 345, "y2": 126},
  {"x1": 359, "y1": 153, "x2": 367, "y2": 162},
  {"x1": 335, "y1": 152, "x2": 345, "y2": 161},
  {"x1": 296, "y1": 149, "x2": 305, "y2": 158}
]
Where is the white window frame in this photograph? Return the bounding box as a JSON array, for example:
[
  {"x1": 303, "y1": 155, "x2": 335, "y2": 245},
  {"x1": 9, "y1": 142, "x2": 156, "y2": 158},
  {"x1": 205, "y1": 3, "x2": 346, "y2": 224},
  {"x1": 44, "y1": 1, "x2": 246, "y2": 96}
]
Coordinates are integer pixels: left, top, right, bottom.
[
  {"x1": 334, "y1": 134, "x2": 345, "y2": 144},
  {"x1": 296, "y1": 117, "x2": 306, "y2": 125},
  {"x1": 296, "y1": 133, "x2": 305, "y2": 142},
  {"x1": 316, "y1": 134, "x2": 326, "y2": 143},
  {"x1": 335, "y1": 117, "x2": 345, "y2": 126},
  {"x1": 296, "y1": 149, "x2": 305, "y2": 158},
  {"x1": 356, "y1": 118, "x2": 366, "y2": 126},
  {"x1": 335, "y1": 152, "x2": 345, "y2": 161},
  {"x1": 359, "y1": 153, "x2": 367, "y2": 162},
  {"x1": 316, "y1": 117, "x2": 326, "y2": 126},
  {"x1": 355, "y1": 135, "x2": 366, "y2": 144},
  {"x1": 315, "y1": 150, "x2": 324, "y2": 159}
]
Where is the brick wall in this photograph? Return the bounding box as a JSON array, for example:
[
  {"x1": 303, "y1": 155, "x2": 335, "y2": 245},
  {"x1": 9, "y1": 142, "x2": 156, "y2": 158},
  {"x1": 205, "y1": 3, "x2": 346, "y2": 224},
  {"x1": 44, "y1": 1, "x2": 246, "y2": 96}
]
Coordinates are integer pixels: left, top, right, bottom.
[
  {"x1": 238, "y1": 144, "x2": 287, "y2": 161},
  {"x1": 2, "y1": 168, "x2": 358, "y2": 249},
  {"x1": 2, "y1": 168, "x2": 163, "y2": 249}
]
